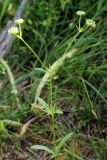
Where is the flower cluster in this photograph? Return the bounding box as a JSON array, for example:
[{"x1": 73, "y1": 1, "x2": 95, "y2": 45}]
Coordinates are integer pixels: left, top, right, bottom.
[
  {"x1": 15, "y1": 18, "x2": 24, "y2": 25},
  {"x1": 8, "y1": 27, "x2": 19, "y2": 35},
  {"x1": 76, "y1": 10, "x2": 86, "y2": 16},
  {"x1": 8, "y1": 18, "x2": 24, "y2": 35},
  {"x1": 86, "y1": 19, "x2": 96, "y2": 28},
  {"x1": 76, "y1": 10, "x2": 96, "y2": 29}
]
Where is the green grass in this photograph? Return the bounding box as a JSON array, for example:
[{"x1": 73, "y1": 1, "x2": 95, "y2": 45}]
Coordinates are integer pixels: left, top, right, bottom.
[{"x1": 0, "y1": 0, "x2": 107, "y2": 159}]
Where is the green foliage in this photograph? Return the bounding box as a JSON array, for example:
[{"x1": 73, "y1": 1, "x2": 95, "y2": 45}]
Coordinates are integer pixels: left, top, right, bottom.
[
  {"x1": 0, "y1": 120, "x2": 8, "y2": 139},
  {"x1": 60, "y1": 0, "x2": 70, "y2": 11},
  {"x1": 0, "y1": 0, "x2": 10, "y2": 21},
  {"x1": 31, "y1": 132, "x2": 73, "y2": 158},
  {"x1": 54, "y1": 133, "x2": 73, "y2": 157},
  {"x1": 32, "y1": 96, "x2": 63, "y2": 116},
  {"x1": 90, "y1": 138, "x2": 107, "y2": 160},
  {"x1": 0, "y1": 121, "x2": 6, "y2": 133}
]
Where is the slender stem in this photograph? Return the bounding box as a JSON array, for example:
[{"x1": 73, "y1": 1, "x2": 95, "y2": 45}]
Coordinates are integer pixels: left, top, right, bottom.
[
  {"x1": 48, "y1": 32, "x2": 81, "y2": 151},
  {"x1": 53, "y1": 31, "x2": 80, "y2": 75},
  {"x1": 19, "y1": 24, "x2": 22, "y2": 37},
  {"x1": 17, "y1": 35, "x2": 57, "y2": 148},
  {"x1": 49, "y1": 31, "x2": 81, "y2": 152},
  {"x1": 52, "y1": 114, "x2": 56, "y2": 149},
  {"x1": 65, "y1": 31, "x2": 80, "y2": 53},
  {"x1": 18, "y1": 36, "x2": 46, "y2": 70},
  {"x1": 50, "y1": 72, "x2": 53, "y2": 108},
  {"x1": 18, "y1": 34, "x2": 56, "y2": 149}
]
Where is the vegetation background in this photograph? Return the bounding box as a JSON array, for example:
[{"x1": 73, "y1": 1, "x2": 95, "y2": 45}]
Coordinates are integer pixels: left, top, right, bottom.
[{"x1": 0, "y1": 0, "x2": 107, "y2": 159}]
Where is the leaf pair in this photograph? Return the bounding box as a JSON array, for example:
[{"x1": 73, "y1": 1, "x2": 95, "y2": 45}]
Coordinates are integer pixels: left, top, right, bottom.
[{"x1": 34, "y1": 97, "x2": 63, "y2": 116}]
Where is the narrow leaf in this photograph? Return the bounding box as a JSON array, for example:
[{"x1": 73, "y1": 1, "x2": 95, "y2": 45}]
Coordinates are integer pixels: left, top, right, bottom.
[
  {"x1": 55, "y1": 133, "x2": 73, "y2": 154},
  {"x1": 35, "y1": 68, "x2": 46, "y2": 73},
  {"x1": 31, "y1": 145, "x2": 54, "y2": 155},
  {"x1": 55, "y1": 109, "x2": 63, "y2": 115},
  {"x1": 37, "y1": 97, "x2": 51, "y2": 114}
]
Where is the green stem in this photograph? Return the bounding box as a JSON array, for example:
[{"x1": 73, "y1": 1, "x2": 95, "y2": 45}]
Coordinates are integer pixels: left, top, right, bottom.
[
  {"x1": 18, "y1": 36, "x2": 46, "y2": 70},
  {"x1": 50, "y1": 72, "x2": 53, "y2": 108},
  {"x1": 49, "y1": 31, "x2": 81, "y2": 152},
  {"x1": 18, "y1": 34, "x2": 56, "y2": 149},
  {"x1": 19, "y1": 24, "x2": 22, "y2": 37},
  {"x1": 52, "y1": 114, "x2": 56, "y2": 150},
  {"x1": 53, "y1": 31, "x2": 80, "y2": 75}
]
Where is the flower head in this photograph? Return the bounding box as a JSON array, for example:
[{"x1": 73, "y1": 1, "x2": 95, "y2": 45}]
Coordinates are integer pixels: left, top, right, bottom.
[
  {"x1": 15, "y1": 18, "x2": 24, "y2": 25},
  {"x1": 86, "y1": 19, "x2": 96, "y2": 28},
  {"x1": 8, "y1": 27, "x2": 19, "y2": 35},
  {"x1": 76, "y1": 10, "x2": 86, "y2": 16}
]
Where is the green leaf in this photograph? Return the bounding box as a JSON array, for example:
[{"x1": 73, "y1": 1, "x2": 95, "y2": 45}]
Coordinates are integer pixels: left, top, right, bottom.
[
  {"x1": 55, "y1": 133, "x2": 73, "y2": 155},
  {"x1": 0, "y1": 0, "x2": 10, "y2": 21},
  {"x1": 36, "y1": 97, "x2": 51, "y2": 115},
  {"x1": 35, "y1": 68, "x2": 46, "y2": 73},
  {"x1": 31, "y1": 145, "x2": 54, "y2": 155},
  {"x1": 55, "y1": 109, "x2": 63, "y2": 115}
]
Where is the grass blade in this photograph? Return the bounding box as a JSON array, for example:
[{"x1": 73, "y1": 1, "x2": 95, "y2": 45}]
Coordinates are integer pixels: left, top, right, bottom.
[
  {"x1": 55, "y1": 133, "x2": 73, "y2": 154},
  {"x1": 31, "y1": 145, "x2": 54, "y2": 155}
]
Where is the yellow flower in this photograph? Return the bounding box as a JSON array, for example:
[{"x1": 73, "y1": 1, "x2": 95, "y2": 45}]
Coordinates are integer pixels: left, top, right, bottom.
[
  {"x1": 76, "y1": 11, "x2": 86, "y2": 16},
  {"x1": 86, "y1": 19, "x2": 96, "y2": 28},
  {"x1": 15, "y1": 18, "x2": 24, "y2": 24},
  {"x1": 8, "y1": 27, "x2": 19, "y2": 35}
]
